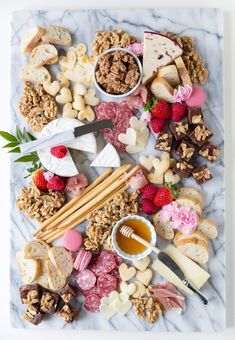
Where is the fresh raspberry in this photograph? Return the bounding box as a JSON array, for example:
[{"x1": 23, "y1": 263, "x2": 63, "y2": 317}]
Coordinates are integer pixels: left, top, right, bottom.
[
  {"x1": 32, "y1": 169, "x2": 48, "y2": 191},
  {"x1": 47, "y1": 176, "x2": 65, "y2": 191},
  {"x1": 141, "y1": 198, "x2": 157, "y2": 215},
  {"x1": 50, "y1": 145, "x2": 68, "y2": 159},
  {"x1": 153, "y1": 187, "x2": 174, "y2": 207},
  {"x1": 151, "y1": 100, "x2": 171, "y2": 120},
  {"x1": 140, "y1": 184, "x2": 158, "y2": 200},
  {"x1": 43, "y1": 171, "x2": 54, "y2": 182},
  {"x1": 150, "y1": 117, "x2": 166, "y2": 133},
  {"x1": 171, "y1": 102, "x2": 188, "y2": 122}
]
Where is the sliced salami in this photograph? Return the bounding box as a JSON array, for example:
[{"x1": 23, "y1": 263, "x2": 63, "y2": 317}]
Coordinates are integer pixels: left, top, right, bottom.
[
  {"x1": 109, "y1": 268, "x2": 121, "y2": 287},
  {"x1": 97, "y1": 251, "x2": 117, "y2": 273},
  {"x1": 84, "y1": 294, "x2": 101, "y2": 313},
  {"x1": 76, "y1": 269, "x2": 96, "y2": 290},
  {"x1": 97, "y1": 274, "x2": 117, "y2": 296},
  {"x1": 82, "y1": 286, "x2": 100, "y2": 297}
]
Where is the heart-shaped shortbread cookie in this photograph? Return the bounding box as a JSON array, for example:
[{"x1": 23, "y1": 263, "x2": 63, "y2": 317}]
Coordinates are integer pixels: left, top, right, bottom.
[
  {"x1": 56, "y1": 87, "x2": 72, "y2": 104},
  {"x1": 43, "y1": 80, "x2": 60, "y2": 96},
  {"x1": 72, "y1": 94, "x2": 85, "y2": 111},
  {"x1": 120, "y1": 282, "x2": 137, "y2": 296},
  {"x1": 139, "y1": 155, "x2": 156, "y2": 172},
  {"x1": 77, "y1": 105, "x2": 95, "y2": 121},
  {"x1": 56, "y1": 72, "x2": 70, "y2": 88},
  {"x1": 118, "y1": 128, "x2": 137, "y2": 146},
  {"x1": 132, "y1": 281, "x2": 146, "y2": 298},
  {"x1": 133, "y1": 256, "x2": 150, "y2": 272},
  {"x1": 84, "y1": 88, "x2": 100, "y2": 106},
  {"x1": 113, "y1": 299, "x2": 132, "y2": 316},
  {"x1": 164, "y1": 169, "x2": 181, "y2": 185},
  {"x1": 152, "y1": 158, "x2": 170, "y2": 177},
  {"x1": 161, "y1": 152, "x2": 170, "y2": 160},
  {"x1": 136, "y1": 269, "x2": 153, "y2": 286},
  {"x1": 147, "y1": 172, "x2": 164, "y2": 185},
  {"x1": 73, "y1": 82, "x2": 87, "y2": 96},
  {"x1": 136, "y1": 127, "x2": 149, "y2": 146},
  {"x1": 118, "y1": 263, "x2": 136, "y2": 282},
  {"x1": 130, "y1": 116, "x2": 147, "y2": 131},
  {"x1": 63, "y1": 103, "x2": 78, "y2": 118}
]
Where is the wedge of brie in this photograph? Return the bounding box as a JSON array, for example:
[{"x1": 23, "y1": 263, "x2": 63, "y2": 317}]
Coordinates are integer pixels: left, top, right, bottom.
[{"x1": 90, "y1": 143, "x2": 120, "y2": 168}]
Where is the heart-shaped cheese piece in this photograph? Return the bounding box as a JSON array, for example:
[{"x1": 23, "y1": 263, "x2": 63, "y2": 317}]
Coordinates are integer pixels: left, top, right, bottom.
[
  {"x1": 56, "y1": 87, "x2": 72, "y2": 104},
  {"x1": 161, "y1": 151, "x2": 170, "y2": 160},
  {"x1": 73, "y1": 83, "x2": 87, "y2": 96},
  {"x1": 119, "y1": 292, "x2": 129, "y2": 302},
  {"x1": 139, "y1": 155, "x2": 156, "y2": 172},
  {"x1": 118, "y1": 128, "x2": 137, "y2": 146},
  {"x1": 130, "y1": 116, "x2": 147, "y2": 131},
  {"x1": 43, "y1": 80, "x2": 60, "y2": 96},
  {"x1": 76, "y1": 43, "x2": 87, "y2": 57},
  {"x1": 63, "y1": 103, "x2": 78, "y2": 119},
  {"x1": 99, "y1": 303, "x2": 116, "y2": 320},
  {"x1": 84, "y1": 88, "x2": 100, "y2": 106},
  {"x1": 120, "y1": 282, "x2": 137, "y2": 296},
  {"x1": 152, "y1": 158, "x2": 170, "y2": 177},
  {"x1": 118, "y1": 263, "x2": 136, "y2": 282},
  {"x1": 132, "y1": 281, "x2": 146, "y2": 298},
  {"x1": 133, "y1": 256, "x2": 150, "y2": 272},
  {"x1": 101, "y1": 291, "x2": 119, "y2": 305},
  {"x1": 112, "y1": 298, "x2": 132, "y2": 316},
  {"x1": 164, "y1": 169, "x2": 181, "y2": 185},
  {"x1": 126, "y1": 143, "x2": 145, "y2": 154},
  {"x1": 59, "y1": 50, "x2": 76, "y2": 70},
  {"x1": 72, "y1": 94, "x2": 85, "y2": 111},
  {"x1": 56, "y1": 72, "x2": 70, "y2": 88},
  {"x1": 147, "y1": 172, "x2": 164, "y2": 184},
  {"x1": 78, "y1": 105, "x2": 95, "y2": 121},
  {"x1": 136, "y1": 126, "x2": 149, "y2": 146},
  {"x1": 136, "y1": 268, "x2": 153, "y2": 286}
]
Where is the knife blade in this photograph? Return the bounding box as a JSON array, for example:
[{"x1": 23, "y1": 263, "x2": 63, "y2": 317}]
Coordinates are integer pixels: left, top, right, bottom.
[
  {"x1": 20, "y1": 120, "x2": 114, "y2": 155},
  {"x1": 158, "y1": 252, "x2": 208, "y2": 305}
]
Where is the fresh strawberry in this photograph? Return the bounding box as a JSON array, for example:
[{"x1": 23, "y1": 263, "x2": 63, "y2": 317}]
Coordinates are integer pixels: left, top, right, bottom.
[
  {"x1": 171, "y1": 102, "x2": 188, "y2": 122},
  {"x1": 47, "y1": 176, "x2": 65, "y2": 191},
  {"x1": 32, "y1": 169, "x2": 48, "y2": 191},
  {"x1": 153, "y1": 186, "x2": 174, "y2": 207},
  {"x1": 141, "y1": 198, "x2": 157, "y2": 215},
  {"x1": 140, "y1": 184, "x2": 158, "y2": 200},
  {"x1": 150, "y1": 117, "x2": 166, "y2": 133},
  {"x1": 151, "y1": 100, "x2": 171, "y2": 120},
  {"x1": 50, "y1": 145, "x2": 68, "y2": 159}
]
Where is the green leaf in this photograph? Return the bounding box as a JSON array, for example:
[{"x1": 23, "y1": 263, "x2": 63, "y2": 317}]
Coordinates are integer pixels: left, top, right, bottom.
[
  {"x1": 8, "y1": 147, "x2": 21, "y2": 153},
  {"x1": 165, "y1": 182, "x2": 179, "y2": 198},
  {"x1": 144, "y1": 98, "x2": 158, "y2": 112},
  {"x1": 0, "y1": 131, "x2": 18, "y2": 142},
  {"x1": 26, "y1": 131, "x2": 36, "y2": 141},
  {"x1": 2, "y1": 141, "x2": 19, "y2": 148},
  {"x1": 15, "y1": 126, "x2": 23, "y2": 142},
  {"x1": 14, "y1": 154, "x2": 39, "y2": 163}
]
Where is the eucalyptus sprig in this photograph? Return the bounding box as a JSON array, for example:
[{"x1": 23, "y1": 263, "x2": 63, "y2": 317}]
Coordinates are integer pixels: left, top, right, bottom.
[{"x1": 0, "y1": 126, "x2": 42, "y2": 177}]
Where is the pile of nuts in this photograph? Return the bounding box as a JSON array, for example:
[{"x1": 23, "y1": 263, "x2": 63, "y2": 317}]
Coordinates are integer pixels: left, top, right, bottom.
[
  {"x1": 131, "y1": 297, "x2": 162, "y2": 324},
  {"x1": 18, "y1": 82, "x2": 58, "y2": 131},
  {"x1": 84, "y1": 191, "x2": 139, "y2": 250},
  {"x1": 16, "y1": 182, "x2": 65, "y2": 223}
]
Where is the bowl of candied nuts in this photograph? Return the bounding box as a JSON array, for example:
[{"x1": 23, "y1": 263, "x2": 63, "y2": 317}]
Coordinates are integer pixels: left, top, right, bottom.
[{"x1": 93, "y1": 47, "x2": 142, "y2": 98}]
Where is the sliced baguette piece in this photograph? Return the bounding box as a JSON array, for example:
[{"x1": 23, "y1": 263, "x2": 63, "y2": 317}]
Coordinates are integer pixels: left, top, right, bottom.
[
  {"x1": 150, "y1": 77, "x2": 175, "y2": 103},
  {"x1": 29, "y1": 44, "x2": 58, "y2": 68},
  {"x1": 158, "y1": 65, "x2": 180, "y2": 86},
  {"x1": 20, "y1": 26, "x2": 45, "y2": 54},
  {"x1": 41, "y1": 25, "x2": 72, "y2": 46},
  {"x1": 46, "y1": 259, "x2": 67, "y2": 290},
  {"x1": 174, "y1": 56, "x2": 192, "y2": 87},
  {"x1": 197, "y1": 219, "x2": 218, "y2": 239},
  {"x1": 153, "y1": 210, "x2": 174, "y2": 240},
  {"x1": 24, "y1": 240, "x2": 50, "y2": 260},
  {"x1": 35, "y1": 259, "x2": 50, "y2": 289},
  {"x1": 48, "y1": 247, "x2": 73, "y2": 278},
  {"x1": 176, "y1": 238, "x2": 209, "y2": 264},
  {"x1": 174, "y1": 230, "x2": 208, "y2": 245},
  {"x1": 20, "y1": 64, "x2": 51, "y2": 84},
  {"x1": 175, "y1": 195, "x2": 202, "y2": 217},
  {"x1": 16, "y1": 251, "x2": 41, "y2": 283},
  {"x1": 177, "y1": 187, "x2": 203, "y2": 206}
]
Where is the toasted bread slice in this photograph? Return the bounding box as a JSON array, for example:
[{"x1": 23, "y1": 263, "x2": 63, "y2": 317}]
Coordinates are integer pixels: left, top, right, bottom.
[
  {"x1": 16, "y1": 251, "x2": 41, "y2": 283},
  {"x1": 174, "y1": 230, "x2": 208, "y2": 245},
  {"x1": 20, "y1": 64, "x2": 51, "y2": 84},
  {"x1": 153, "y1": 211, "x2": 174, "y2": 240},
  {"x1": 48, "y1": 247, "x2": 73, "y2": 278},
  {"x1": 197, "y1": 219, "x2": 217, "y2": 239},
  {"x1": 158, "y1": 65, "x2": 180, "y2": 87},
  {"x1": 46, "y1": 259, "x2": 67, "y2": 290},
  {"x1": 177, "y1": 187, "x2": 203, "y2": 206},
  {"x1": 175, "y1": 196, "x2": 202, "y2": 217},
  {"x1": 41, "y1": 25, "x2": 72, "y2": 46},
  {"x1": 174, "y1": 56, "x2": 192, "y2": 87},
  {"x1": 24, "y1": 240, "x2": 50, "y2": 260},
  {"x1": 29, "y1": 44, "x2": 58, "y2": 68},
  {"x1": 176, "y1": 238, "x2": 208, "y2": 264},
  {"x1": 20, "y1": 26, "x2": 45, "y2": 54},
  {"x1": 35, "y1": 259, "x2": 50, "y2": 289},
  {"x1": 150, "y1": 77, "x2": 175, "y2": 103}
]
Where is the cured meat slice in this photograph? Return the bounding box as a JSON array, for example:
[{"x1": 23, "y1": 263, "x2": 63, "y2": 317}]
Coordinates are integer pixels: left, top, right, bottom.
[
  {"x1": 90, "y1": 251, "x2": 117, "y2": 276},
  {"x1": 76, "y1": 269, "x2": 96, "y2": 290},
  {"x1": 82, "y1": 286, "x2": 100, "y2": 297},
  {"x1": 97, "y1": 274, "x2": 117, "y2": 296},
  {"x1": 127, "y1": 84, "x2": 148, "y2": 109},
  {"x1": 84, "y1": 294, "x2": 101, "y2": 313},
  {"x1": 109, "y1": 268, "x2": 121, "y2": 287}
]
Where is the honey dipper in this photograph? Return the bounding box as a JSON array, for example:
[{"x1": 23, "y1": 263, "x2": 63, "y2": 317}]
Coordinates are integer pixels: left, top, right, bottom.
[{"x1": 119, "y1": 225, "x2": 209, "y2": 305}]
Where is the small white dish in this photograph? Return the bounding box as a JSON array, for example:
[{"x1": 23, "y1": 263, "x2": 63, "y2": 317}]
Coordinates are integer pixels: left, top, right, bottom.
[
  {"x1": 93, "y1": 47, "x2": 143, "y2": 99},
  {"x1": 111, "y1": 215, "x2": 157, "y2": 261}
]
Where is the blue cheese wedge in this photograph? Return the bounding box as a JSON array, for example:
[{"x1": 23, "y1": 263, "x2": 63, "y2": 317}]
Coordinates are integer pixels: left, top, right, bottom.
[
  {"x1": 142, "y1": 31, "x2": 183, "y2": 84},
  {"x1": 90, "y1": 143, "x2": 120, "y2": 168}
]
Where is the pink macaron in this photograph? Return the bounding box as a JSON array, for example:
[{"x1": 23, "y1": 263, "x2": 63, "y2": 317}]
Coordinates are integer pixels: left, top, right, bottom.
[
  {"x1": 74, "y1": 248, "x2": 92, "y2": 272},
  {"x1": 185, "y1": 86, "x2": 206, "y2": 107},
  {"x1": 62, "y1": 230, "x2": 83, "y2": 252}
]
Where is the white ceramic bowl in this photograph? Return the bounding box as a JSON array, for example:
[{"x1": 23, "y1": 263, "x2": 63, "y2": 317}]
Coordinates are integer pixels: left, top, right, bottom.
[
  {"x1": 111, "y1": 215, "x2": 157, "y2": 261},
  {"x1": 93, "y1": 47, "x2": 143, "y2": 99}
]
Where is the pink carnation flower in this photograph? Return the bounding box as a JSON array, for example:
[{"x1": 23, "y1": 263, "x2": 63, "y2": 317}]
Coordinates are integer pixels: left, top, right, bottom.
[
  {"x1": 140, "y1": 111, "x2": 151, "y2": 123},
  {"x1": 160, "y1": 202, "x2": 180, "y2": 223},
  {"x1": 173, "y1": 85, "x2": 193, "y2": 103}
]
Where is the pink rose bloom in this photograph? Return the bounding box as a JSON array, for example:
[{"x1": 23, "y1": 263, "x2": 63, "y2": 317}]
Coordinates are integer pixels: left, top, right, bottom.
[
  {"x1": 160, "y1": 202, "x2": 180, "y2": 223},
  {"x1": 140, "y1": 111, "x2": 151, "y2": 123},
  {"x1": 173, "y1": 85, "x2": 193, "y2": 103},
  {"x1": 172, "y1": 206, "x2": 198, "y2": 234},
  {"x1": 126, "y1": 42, "x2": 143, "y2": 56}
]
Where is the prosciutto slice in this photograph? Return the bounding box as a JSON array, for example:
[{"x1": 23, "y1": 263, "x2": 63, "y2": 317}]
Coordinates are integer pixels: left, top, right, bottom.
[
  {"x1": 148, "y1": 282, "x2": 186, "y2": 311},
  {"x1": 127, "y1": 84, "x2": 148, "y2": 109},
  {"x1": 129, "y1": 169, "x2": 148, "y2": 191}
]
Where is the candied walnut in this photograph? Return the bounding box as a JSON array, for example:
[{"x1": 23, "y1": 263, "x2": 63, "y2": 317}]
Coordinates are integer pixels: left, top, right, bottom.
[
  {"x1": 176, "y1": 123, "x2": 188, "y2": 135},
  {"x1": 180, "y1": 143, "x2": 195, "y2": 159},
  {"x1": 57, "y1": 304, "x2": 78, "y2": 323},
  {"x1": 131, "y1": 297, "x2": 162, "y2": 324},
  {"x1": 16, "y1": 182, "x2": 65, "y2": 223},
  {"x1": 22, "y1": 290, "x2": 39, "y2": 304}
]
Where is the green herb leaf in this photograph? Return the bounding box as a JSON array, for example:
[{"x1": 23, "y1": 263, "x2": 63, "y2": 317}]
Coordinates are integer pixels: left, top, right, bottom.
[
  {"x1": 25, "y1": 131, "x2": 36, "y2": 141},
  {"x1": 8, "y1": 147, "x2": 21, "y2": 153},
  {"x1": 14, "y1": 154, "x2": 39, "y2": 163},
  {"x1": 15, "y1": 126, "x2": 23, "y2": 142},
  {"x1": 0, "y1": 131, "x2": 18, "y2": 142},
  {"x1": 165, "y1": 182, "x2": 179, "y2": 198},
  {"x1": 2, "y1": 141, "x2": 19, "y2": 148},
  {"x1": 144, "y1": 98, "x2": 158, "y2": 112}
]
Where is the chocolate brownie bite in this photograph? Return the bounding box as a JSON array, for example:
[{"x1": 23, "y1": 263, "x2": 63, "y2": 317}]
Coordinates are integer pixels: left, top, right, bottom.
[
  {"x1": 189, "y1": 124, "x2": 213, "y2": 147},
  {"x1": 40, "y1": 291, "x2": 60, "y2": 314},
  {"x1": 170, "y1": 122, "x2": 189, "y2": 141},
  {"x1": 192, "y1": 164, "x2": 213, "y2": 184},
  {"x1": 173, "y1": 160, "x2": 194, "y2": 178},
  {"x1": 175, "y1": 140, "x2": 196, "y2": 162},
  {"x1": 59, "y1": 283, "x2": 77, "y2": 303},
  {"x1": 23, "y1": 304, "x2": 45, "y2": 325},
  {"x1": 188, "y1": 107, "x2": 204, "y2": 125},
  {"x1": 155, "y1": 132, "x2": 173, "y2": 152},
  {"x1": 57, "y1": 304, "x2": 78, "y2": 323},
  {"x1": 199, "y1": 142, "x2": 220, "y2": 162},
  {"x1": 20, "y1": 284, "x2": 40, "y2": 305}
]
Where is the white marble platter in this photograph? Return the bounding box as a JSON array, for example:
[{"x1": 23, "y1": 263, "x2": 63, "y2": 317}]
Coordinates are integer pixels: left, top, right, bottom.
[{"x1": 10, "y1": 8, "x2": 224, "y2": 332}]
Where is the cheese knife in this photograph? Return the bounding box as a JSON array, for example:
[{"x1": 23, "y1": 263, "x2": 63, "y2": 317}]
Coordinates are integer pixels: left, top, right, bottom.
[{"x1": 20, "y1": 119, "x2": 114, "y2": 155}]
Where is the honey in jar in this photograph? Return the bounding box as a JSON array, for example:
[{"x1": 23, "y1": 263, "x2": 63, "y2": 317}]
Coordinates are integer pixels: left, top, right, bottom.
[{"x1": 116, "y1": 218, "x2": 152, "y2": 255}]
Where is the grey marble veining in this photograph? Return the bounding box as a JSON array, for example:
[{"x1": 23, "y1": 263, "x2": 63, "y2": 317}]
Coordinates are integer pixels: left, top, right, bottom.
[{"x1": 10, "y1": 9, "x2": 224, "y2": 331}]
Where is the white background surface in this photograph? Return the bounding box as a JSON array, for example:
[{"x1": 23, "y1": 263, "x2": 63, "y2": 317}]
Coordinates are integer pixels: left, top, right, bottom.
[{"x1": 0, "y1": 0, "x2": 234, "y2": 339}]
